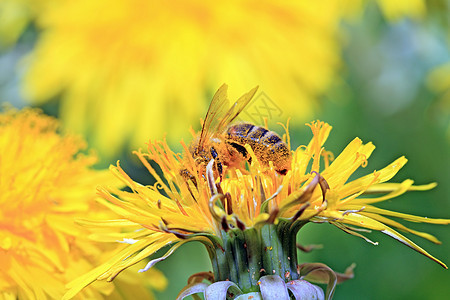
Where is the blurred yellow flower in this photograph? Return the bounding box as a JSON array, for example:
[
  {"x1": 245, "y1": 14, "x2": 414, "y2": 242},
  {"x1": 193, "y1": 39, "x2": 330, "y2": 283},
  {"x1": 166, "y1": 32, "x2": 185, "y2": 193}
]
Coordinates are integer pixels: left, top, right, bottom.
[
  {"x1": 64, "y1": 112, "x2": 448, "y2": 297},
  {"x1": 18, "y1": 0, "x2": 348, "y2": 159},
  {"x1": 1, "y1": 0, "x2": 432, "y2": 159},
  {"x1": 0, "y1": 107, "x2": 166, "y2": 299}
]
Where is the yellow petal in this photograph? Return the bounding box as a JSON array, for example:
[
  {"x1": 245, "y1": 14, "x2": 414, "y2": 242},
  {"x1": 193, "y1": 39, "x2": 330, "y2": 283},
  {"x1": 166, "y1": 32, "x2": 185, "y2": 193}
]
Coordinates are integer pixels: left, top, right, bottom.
[
  {"x1": 345, "y1": 205, "x2": 450, "y2": 225},
  {"x1": 364, "y1": 181, "x2": 437, "y2": 194},
  {"x1": 361, "y1": 212, "x2": 442, "y2": 244},
  {"x1": 339, "y1": 156, "x2": 408, "y2": 199},
  {"x1": 337, "y1": 213, "x2": 448, "y2": 269},
  {"x1": 323, "y1": 138, "x2": 375, "y2": 189},
  {"x1": 381, "y1": 227, "x2": 447, "y2": 269}
]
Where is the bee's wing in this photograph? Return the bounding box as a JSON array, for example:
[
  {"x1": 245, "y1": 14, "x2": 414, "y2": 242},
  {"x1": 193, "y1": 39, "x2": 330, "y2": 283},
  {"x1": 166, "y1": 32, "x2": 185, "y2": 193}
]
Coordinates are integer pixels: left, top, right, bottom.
[
  {"x1": 198, "y1": 84, "x2": 230, "y2": 150},
  {"x1": 215, "y1": 85, "x2": 259, "y2": 132},
  {"x1": 198, "y1": 85, "x2": 259, "y2": 151}
]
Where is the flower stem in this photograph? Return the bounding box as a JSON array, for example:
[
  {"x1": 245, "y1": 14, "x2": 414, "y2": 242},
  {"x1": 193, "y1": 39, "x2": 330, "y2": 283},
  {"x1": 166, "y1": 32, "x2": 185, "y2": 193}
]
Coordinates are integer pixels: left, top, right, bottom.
[{"x1": 208, "y1": 219, "x2": 307, "y2": 294}]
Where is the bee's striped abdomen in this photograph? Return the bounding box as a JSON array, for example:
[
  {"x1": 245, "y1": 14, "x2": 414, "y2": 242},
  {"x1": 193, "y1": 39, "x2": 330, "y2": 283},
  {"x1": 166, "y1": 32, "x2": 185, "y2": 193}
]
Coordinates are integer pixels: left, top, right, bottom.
[{"x1": 226, "y1": 123, "x2": 291, "y2": 175}]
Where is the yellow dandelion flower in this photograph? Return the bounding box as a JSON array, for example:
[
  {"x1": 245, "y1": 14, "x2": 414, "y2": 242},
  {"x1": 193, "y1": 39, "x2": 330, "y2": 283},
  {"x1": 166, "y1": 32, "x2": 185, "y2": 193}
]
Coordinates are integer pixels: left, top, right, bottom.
[
  {"x1": 65, "y1": 87, "x2": 448, "y2": 299},
  {"x1": 0, "y1": 107, "x2": 166, "y2": 299}
]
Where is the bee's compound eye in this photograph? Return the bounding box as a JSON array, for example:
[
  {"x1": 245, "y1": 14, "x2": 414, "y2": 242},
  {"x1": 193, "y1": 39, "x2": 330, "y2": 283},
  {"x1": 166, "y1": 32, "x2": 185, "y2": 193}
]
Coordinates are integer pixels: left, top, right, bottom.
[{"x1": 277, "y1": 169, "x2": 288, "y2": 176}]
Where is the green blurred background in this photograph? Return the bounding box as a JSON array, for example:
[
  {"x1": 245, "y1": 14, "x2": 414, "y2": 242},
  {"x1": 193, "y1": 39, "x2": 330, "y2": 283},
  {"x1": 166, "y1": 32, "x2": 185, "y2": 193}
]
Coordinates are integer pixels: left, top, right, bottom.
[{"x1": 1, "y1": 1, "x2": 449, "y2": 299}]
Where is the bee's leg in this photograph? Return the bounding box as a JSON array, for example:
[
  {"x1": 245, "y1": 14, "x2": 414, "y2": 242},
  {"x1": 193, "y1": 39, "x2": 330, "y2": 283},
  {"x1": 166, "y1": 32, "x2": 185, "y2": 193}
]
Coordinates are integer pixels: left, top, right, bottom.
[
  {"x1": 210, "y1": 146, "x2": 223, "y2": 181},
  {"x1": 180, "y1": 168, "x2": 197, "y2": 187}
]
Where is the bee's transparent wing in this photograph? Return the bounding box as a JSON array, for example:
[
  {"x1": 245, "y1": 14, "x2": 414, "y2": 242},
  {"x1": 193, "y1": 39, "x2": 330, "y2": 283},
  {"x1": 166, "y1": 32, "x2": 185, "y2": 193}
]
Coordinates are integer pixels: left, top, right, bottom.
[
  {"x1": 198, "y1": 85, "x2": 258, "y2": 150},
  {"x1": 198, "y1": 84, "x2": 231, "y2": 150},
  {"x1": 215, "y1": 85, "x2": 259, "y2": 133}
]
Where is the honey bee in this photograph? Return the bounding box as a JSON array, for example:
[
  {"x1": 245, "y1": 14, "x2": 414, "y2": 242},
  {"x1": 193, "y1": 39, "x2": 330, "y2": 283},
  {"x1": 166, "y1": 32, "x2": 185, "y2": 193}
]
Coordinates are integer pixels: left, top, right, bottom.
[{"x1": 181, "y1": 84, "x2": 291, "y2": 182}]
